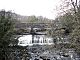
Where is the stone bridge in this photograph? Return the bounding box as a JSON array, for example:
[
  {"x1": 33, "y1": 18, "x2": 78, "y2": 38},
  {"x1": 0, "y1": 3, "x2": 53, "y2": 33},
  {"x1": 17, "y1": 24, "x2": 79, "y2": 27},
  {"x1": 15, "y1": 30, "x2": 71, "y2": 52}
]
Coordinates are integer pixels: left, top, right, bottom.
[{"x1": 15, "y1": 23, "x2": 52, "y2": 30}]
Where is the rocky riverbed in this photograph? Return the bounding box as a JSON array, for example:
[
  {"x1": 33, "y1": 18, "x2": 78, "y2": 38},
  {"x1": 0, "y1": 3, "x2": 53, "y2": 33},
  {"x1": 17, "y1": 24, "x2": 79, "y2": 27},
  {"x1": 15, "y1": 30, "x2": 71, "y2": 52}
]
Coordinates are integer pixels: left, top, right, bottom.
[{"x1": 27, "y1": 45, "x2": 80, "y2": 60}]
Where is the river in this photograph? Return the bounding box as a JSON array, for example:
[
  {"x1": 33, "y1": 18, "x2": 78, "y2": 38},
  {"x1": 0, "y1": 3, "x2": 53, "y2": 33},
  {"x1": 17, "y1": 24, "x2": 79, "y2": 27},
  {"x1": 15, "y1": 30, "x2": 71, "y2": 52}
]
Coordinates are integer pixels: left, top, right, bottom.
[
  {"x1": 18, "y1": 35, "x2": 53, "y2": 46},
  {"x1": 16, "y1": 35, "x2": 80, "y2": 60}
]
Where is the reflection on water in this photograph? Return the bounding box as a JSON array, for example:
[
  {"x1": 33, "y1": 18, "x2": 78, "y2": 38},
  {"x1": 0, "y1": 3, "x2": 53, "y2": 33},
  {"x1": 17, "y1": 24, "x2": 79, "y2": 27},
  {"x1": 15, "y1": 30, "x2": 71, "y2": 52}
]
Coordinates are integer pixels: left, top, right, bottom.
[{"x1": 18, "y1": 35, "x2": 53, "y2": 46}]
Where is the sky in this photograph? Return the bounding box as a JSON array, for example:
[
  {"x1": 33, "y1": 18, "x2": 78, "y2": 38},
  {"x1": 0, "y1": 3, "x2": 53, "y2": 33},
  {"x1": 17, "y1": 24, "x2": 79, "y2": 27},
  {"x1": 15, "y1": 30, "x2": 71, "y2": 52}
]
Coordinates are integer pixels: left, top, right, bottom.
[{"x1": 0, "y1": 0, "x2": 60, "y2": 19}]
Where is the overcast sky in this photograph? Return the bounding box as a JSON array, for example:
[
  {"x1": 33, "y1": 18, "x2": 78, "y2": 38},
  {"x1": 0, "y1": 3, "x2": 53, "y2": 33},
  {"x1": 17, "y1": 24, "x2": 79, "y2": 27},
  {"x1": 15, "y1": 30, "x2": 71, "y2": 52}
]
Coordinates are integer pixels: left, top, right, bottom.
[{"x1": 0, "y1": 0, "x2": 60, "y2": 19}]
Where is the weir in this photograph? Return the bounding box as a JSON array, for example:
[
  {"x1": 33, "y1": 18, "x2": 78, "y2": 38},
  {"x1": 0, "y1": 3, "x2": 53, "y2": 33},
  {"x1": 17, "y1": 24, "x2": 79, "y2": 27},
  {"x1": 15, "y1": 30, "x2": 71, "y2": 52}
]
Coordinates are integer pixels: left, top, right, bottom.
[{"x1": 17, "y1": 26, "x2": 53, "y2": 46}]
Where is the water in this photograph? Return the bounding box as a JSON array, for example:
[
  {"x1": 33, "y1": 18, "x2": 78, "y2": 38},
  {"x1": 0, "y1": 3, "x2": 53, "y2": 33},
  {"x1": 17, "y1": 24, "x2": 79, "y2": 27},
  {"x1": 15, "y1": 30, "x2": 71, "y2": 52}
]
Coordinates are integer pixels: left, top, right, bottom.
[
  {"x1": 17, "y1": 35, "x2": 80, "y2": 60},
  {"x1": 18, "y1": 35, "x2": 53, "y2": 46}
]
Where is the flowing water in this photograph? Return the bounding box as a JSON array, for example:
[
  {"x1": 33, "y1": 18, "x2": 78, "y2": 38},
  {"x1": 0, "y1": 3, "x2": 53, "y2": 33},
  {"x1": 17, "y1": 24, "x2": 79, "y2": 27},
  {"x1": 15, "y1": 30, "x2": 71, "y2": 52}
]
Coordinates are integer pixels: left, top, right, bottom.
[
  {"x1": 18, "y1": 35, "x2": 53, "y2": 46},
  {"x1": 14, "y1": 35, "x2": 80, "y2": 60}
]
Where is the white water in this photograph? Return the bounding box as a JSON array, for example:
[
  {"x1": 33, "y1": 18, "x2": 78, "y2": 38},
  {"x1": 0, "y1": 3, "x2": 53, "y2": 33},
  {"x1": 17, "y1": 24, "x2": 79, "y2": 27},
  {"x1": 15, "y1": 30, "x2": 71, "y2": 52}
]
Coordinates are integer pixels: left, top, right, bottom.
[{"x1": 18, "y1": 35, "x2": 53, "y2": 46}]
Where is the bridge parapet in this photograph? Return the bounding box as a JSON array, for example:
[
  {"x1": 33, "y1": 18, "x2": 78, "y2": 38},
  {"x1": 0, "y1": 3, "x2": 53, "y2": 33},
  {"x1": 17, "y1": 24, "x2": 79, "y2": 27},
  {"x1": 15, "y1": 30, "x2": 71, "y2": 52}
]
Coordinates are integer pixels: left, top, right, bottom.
[{"x1": 15, "y1": 23, "x2": 52, "y2": 29}]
